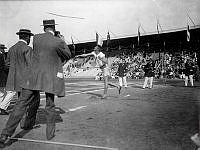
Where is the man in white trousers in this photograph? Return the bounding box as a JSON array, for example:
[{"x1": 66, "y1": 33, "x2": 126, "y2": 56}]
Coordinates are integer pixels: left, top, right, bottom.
[
  {"x1": 184, "y1": 58, "x2": 195, "y2": 87},
  {"x1": 0, "y1": 91, "x2": 16, "y2": 115},
  {"x1": 117, "y1": 57, "x2": 129, "y2": 95},
  {"x1": 142, "y1": 59, "x2": 155, "y2": 89}
]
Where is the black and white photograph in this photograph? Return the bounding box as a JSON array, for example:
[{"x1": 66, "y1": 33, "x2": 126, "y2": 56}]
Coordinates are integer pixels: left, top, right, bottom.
[{"x1": 0, "y1": 0, "x2": 200, "y2": 149}]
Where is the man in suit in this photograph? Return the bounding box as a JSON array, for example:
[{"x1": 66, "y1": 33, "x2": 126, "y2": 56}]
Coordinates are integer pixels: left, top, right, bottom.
[
  {"x1": 0, "y1": 29, "x2": 40, "y2": 148},
  {"x1": 0, "y1": 44, "x2": 16, "y2": 115},
  {"x1": 0, "y1": 44, "x2": 9, "y2": 115},
  {"x1": 0, "y1": 44, "x2": 8, "y2": 93},
  {"x1": 32, "y1": 19, "x2": 71, "y2": 140},
  {"x1": 0, "y1": 44, "x2": 8, "y2": 97}
]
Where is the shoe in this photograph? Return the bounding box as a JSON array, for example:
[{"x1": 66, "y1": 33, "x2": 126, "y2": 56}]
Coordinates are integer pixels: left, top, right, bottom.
[
  {"x1": 0, "y1": 108, "x2": 9, "y2": 115},
  {"x1": 21, "y1": 126, "x2": 33, "y2": 130},
  {"x1": 124, "y1": 94, "x2": 130, "y2": 97},
  {"x1": 0, "y1": 134, "x2": 8, "y2": 148},
  {"x1": 191, "y1": 133, "x2": 200, "y2": 146},
  {"x1": 118, "y1": 86, "x2": 122, "y2": 94}
]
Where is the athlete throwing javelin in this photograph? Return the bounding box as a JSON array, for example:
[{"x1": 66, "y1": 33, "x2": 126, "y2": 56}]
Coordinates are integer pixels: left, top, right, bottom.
[{"x1": 75, "y1": 45, "x2": 118, "y2": 99}]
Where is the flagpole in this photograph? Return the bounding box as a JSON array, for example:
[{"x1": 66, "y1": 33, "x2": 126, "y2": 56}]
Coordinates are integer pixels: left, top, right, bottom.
[
  {"x1": 163, "y1": 40, "x2": 167, "y2": 85},
  {"x1": 106, "y1": 31, "x2": 110, "y2": 52},
  {"x1": 71, "y1": 36, "x2": 76, "y2": 56},
  {"x1": 137, "y1": 24, "x2": 140, "y2": 47}
]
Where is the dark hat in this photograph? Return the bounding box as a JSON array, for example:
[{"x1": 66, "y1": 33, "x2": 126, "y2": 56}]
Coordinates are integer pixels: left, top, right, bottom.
[
  {"x1": 16, "y1": 29, "x2": 34, "y2": 36},
  {"x1": 0, "y1": 44, "x2": 7, "y2": 49},
  {"x1": 42, "y1": 19, "x2": 58, "y2": 26}
]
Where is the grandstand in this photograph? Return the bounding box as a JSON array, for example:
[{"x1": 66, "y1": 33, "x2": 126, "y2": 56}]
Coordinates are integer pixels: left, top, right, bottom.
[
  {"x1": 68, "y1": 25, "x2": 200, "y2": 57},
  {"x1": 65, "y1": 26, "x2": 200, "y2": 79}
]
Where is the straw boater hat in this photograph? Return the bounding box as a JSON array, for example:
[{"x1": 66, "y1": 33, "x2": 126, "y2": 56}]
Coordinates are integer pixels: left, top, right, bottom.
[
  {"x1": 41, "y1": 19, "x2": 58, "y2": 26},
  {"x1": 16, "y1": 29, "x2": 34, "y2": 36}
]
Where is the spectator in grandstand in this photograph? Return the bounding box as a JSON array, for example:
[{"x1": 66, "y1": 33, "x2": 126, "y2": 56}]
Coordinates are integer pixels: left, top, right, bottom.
[
  {"x1": 166, "y1": 65, "x2": 174, "y2": 79},
  {"x1": 178, "y1": 64, "x2": 185, "y2": 79},
  {"x1": 31, "y1": 19, "x2": 71, "y2": 140},
  {"x1": 184, "y1": 58, "x2": 195, "y2": 86},
  {"x1": 142, "y1": 59, "x2": 155, "y2": 89},
  {"x1": 0, "y1": 29, "x2": 40, "y2": 148},
  {"x1": 116, "y1": 57, "x2": 129, "y2": 95},
  {"x1": 76, "y1": 45, "x2": 118, "y2": 99}
]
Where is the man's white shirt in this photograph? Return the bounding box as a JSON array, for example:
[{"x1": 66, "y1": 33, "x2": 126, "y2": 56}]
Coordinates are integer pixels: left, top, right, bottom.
[{"x1": 91, "y1": 51, "x2": 105, "y2": 67}]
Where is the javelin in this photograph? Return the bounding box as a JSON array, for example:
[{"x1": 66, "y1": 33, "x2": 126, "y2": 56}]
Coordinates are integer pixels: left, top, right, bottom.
[
  {"x1": 47, "y1": 12, "x2": 85, "y2": 19},
  {"x1": 9, "y1": 137, "x2": 118, "y2": 150}
]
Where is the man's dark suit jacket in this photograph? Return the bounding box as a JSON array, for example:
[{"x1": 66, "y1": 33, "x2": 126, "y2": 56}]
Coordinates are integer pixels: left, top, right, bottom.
[
  {"x1": 0, "y1": 51, "x2": 8, "y2": 88},
  {"x1": 5, "y1": 41, "x2": 33, "y2": 92},
  {"x1": 32, "y1": 32, "x2": 71, "y2": 97}
]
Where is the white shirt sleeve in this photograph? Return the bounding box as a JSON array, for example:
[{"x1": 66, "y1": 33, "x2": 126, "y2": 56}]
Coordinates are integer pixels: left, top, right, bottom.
[
  {"x1": 98, "y1": 52, "x2": 105, "y2": 58},
  {"x1": 91, "y1": 51, "x2": 96, "y2": 57}
]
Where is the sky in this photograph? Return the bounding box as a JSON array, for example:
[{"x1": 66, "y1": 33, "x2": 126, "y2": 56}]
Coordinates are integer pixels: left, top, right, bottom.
[{"x1": 0, "y1": 0, "x2": 200, "y2": 48}]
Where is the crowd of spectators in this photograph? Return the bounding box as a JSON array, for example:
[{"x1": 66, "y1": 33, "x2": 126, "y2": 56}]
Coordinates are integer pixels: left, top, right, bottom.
[{"x1": 63, "y1": 49, "x2": 199, "y2": 81}]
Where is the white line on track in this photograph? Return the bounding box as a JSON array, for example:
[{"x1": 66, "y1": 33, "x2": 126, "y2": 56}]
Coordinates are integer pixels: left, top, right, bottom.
[
  {"x1": 68, "y1": 106, "x2": 87, "y2": 112},
  {"x1": 66, "y1": 90, "x2": 82, "y2": 93},
  {"x1": 40, "y1": 83, "x2": 141, "y2": 100},
  {"x1": 40, "y1": 88, "x2": 106, "y2": 101},
  {"x1": 9, "y1": 137, "x2": 119, "y2": 150},
  {"x1": 40, "y1": 83, "x2": 139, "y2": 101}
]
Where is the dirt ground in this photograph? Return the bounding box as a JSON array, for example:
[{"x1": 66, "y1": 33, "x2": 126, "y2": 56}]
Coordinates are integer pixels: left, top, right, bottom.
[{"x1": 0, "y1": 78, "x2": 199, "y2": 150}]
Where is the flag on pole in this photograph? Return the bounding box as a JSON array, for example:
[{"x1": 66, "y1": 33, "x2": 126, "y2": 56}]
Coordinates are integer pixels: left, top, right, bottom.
[
  {"x1": 96, "y1": 32, "x2": 103, "y2": 47},
  {"x1": 107, "y1": 32, "x2": 110, "y2": 47},
  {"x1": 187, "y1": 25, "x2": 190, "y2": 42},
  {"x1": 157, "y1": 23, "x2": 159, "y2": 34},
  {"x1": 96, "y1": 32, "x2": 99, "y2": 45},
  {"x1": 138, "y1": 25, "x2": 140, "y2": 46},
  {"x1": 71, "y1": 36, "x2": 75, "y2": 50},
  {"x1": 194, "y1": 52, "x2": 197, "y2": 62}
]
